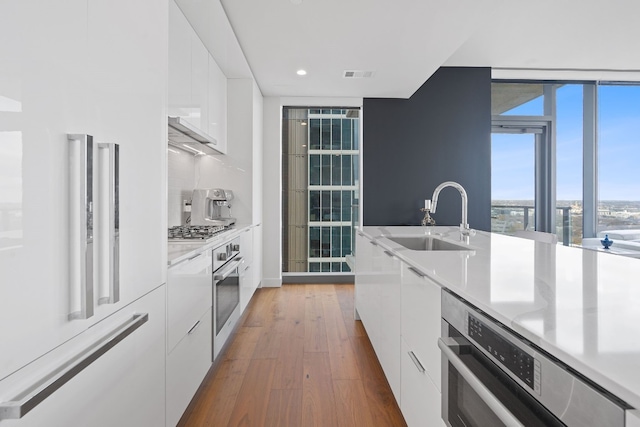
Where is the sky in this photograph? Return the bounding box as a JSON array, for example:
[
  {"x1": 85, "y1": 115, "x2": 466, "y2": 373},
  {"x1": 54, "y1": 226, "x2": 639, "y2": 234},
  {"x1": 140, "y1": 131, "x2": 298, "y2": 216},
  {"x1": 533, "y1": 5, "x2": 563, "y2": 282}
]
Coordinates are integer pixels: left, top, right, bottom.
[{"x1": 492, "y1": 84, "x2": 640, "y2": 201}]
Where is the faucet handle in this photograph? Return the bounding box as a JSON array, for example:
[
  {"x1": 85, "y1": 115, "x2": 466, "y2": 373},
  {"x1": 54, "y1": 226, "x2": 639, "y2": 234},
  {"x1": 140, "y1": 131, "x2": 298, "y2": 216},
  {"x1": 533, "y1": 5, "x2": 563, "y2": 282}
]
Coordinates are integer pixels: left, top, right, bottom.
[
  {"x1": 424, "y1": 199, "x2": 432, "y2": 211},
  {"x1": 460, "y1": 223, "x2": 476, "y2": 236}
]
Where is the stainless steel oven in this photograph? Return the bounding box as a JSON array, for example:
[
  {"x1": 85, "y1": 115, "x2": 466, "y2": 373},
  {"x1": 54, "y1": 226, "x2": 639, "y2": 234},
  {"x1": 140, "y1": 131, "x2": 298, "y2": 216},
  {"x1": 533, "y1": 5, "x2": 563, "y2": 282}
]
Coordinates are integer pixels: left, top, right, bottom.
[
  {"x1": 212, "y1": 237, "x2": 242, "y2": 360},
  {"x1": 440, "y1": 289, "x2": 628, "y2": 427}
]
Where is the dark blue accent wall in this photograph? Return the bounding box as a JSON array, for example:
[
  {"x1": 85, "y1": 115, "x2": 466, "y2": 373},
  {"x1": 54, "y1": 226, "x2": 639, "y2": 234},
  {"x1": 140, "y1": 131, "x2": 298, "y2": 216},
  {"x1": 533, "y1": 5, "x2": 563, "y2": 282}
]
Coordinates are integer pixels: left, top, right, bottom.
[{"x1": 362, "y1": 67, "x2": 491, "y2": 231}]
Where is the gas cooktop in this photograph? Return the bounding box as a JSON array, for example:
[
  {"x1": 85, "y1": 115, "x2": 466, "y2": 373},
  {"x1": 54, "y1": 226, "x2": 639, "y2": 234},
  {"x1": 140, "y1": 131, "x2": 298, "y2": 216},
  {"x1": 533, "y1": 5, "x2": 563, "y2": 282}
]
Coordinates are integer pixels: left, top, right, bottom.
[{"x1": 168, "y1": 225, "x2": 230, "y2": 242}]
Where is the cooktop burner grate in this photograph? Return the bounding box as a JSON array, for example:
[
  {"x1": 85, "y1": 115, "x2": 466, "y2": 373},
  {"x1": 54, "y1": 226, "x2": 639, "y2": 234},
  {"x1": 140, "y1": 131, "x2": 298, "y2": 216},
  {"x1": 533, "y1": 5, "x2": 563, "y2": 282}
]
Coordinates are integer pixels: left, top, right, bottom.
[{"x1": 168, "y1": 225, "x2": 229, "y2": 241}]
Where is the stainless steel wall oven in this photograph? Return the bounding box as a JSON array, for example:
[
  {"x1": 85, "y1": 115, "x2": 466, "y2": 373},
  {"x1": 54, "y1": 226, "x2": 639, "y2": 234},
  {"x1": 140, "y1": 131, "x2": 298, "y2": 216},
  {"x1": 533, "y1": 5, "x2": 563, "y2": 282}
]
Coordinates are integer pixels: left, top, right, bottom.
[
  {"x1": 212, "y1": 237, "x2": 242, "y2": 360},
  {"x1": 440, "y1": 289, "x2": 628, "y2": 427}
]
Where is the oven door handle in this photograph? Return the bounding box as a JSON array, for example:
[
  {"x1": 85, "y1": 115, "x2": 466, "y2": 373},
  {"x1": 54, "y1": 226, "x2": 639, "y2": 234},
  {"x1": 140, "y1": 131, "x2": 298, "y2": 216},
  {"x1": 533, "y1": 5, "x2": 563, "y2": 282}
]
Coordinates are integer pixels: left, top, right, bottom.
[
  {"x1": 213, "y1": 257, "x2": 243, "y2": 281},
  {"x1": 438, "y1": 337, "x2": 525, "y2": 427}
]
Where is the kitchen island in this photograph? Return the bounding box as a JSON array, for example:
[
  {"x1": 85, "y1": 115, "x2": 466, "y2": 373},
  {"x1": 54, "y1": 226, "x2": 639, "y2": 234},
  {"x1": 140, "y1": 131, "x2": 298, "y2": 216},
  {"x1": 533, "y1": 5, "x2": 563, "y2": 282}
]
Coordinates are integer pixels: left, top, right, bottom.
[{"x1": 356, "y1": 225, "x2": 640, "y2": 425}]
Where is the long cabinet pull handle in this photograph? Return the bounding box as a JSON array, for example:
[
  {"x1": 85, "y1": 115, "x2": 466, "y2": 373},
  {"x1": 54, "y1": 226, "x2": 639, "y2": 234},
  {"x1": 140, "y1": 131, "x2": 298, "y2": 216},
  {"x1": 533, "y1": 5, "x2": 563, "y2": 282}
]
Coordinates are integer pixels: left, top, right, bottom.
[
  {"x1": 213, "y1": 257, "x2": 243, "y2": 281},
  {"x1": 97, "y1": 142, "x2": 120, "y2": 305},
  {"x1": 439, "y1": 338, "x2": 525, "y2": 427},
  {"x1": 408, "y1": 267, "x2": 426, "y2": 278},
  {"x1": 68, "y1": 134, "x2": 95, "y2": 320},
  {"x1": 187, "y1": 320, "x2": 201, "y2": 335},
  {"x1": 187, "y1": 253, "x2": 201, "y2": 261},
  {"x1": 408, "y1": 351, "x2": 426, "y2": 373},
  {"x1": 0, "y1": 313, "x2": 148, "y2": 421}
]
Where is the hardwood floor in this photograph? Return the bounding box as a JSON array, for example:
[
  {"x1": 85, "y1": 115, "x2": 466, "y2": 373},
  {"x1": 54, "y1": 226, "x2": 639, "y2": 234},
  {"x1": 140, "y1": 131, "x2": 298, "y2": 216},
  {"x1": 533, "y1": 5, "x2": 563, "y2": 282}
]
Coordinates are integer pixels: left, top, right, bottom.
[{"x1": 178, "y1": 284, "x2": 407, "y2": 427}]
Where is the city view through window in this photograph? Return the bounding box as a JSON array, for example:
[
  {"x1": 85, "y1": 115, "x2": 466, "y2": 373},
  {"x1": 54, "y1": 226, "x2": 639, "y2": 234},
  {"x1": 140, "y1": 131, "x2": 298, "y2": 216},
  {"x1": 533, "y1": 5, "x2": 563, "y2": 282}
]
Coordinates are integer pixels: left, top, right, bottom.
[
  {"x1": 282, "y1": 107, "x2": 359, "y2": 273},
  {"x1": 491, "y1": 83, "x2": 640, "y2": 245}
]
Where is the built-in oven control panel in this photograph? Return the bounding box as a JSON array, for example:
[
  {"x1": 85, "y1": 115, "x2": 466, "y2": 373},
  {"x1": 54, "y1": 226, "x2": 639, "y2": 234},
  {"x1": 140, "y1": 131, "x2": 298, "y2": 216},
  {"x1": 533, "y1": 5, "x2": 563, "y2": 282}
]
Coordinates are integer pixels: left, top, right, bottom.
[
  {"x1": 212, "y1": 237, "x2": 240, "y2": 272},
  {"x1": 467, "y1": 313, "x2": 541, "y2": 395}
]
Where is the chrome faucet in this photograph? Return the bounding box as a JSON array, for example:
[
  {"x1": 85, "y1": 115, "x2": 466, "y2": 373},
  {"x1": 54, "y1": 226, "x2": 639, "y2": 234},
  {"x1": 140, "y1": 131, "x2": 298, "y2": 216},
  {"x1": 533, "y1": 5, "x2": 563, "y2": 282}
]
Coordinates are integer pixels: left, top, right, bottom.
[{"x1": 425, "y1": 181, "x2": 475, "y2": 236}]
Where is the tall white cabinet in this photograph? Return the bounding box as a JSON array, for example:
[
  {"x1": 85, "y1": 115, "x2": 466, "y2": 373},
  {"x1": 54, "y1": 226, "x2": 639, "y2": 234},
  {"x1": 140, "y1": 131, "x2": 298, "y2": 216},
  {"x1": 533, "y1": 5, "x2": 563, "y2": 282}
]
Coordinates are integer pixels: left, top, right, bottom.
[{"x1": 0, "y1": 0, "x2": 168, "y2": 424}]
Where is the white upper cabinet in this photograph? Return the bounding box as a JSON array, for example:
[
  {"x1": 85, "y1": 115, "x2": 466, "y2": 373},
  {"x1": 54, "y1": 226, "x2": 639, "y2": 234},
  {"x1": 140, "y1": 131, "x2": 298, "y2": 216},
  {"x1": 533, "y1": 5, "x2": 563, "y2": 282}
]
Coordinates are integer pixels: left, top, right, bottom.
[
  {"x1": 208, "y1": 55, "x2": 227, "y2": 154},
  {"x1": 168, "y1": 0, "x2": 191, "y2": 121},
  {"x1": 190, "y1": 34, "x2": 208, "y2": 133},
  {"x1": 168, "y1": 0, "x2": 228, "y2": 153}
]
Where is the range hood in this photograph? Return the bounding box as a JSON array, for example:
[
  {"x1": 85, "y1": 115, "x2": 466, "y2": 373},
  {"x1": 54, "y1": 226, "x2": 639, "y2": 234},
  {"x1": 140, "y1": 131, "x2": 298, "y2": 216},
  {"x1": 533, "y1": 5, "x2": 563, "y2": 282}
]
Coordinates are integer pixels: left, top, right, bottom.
[{"x1": 168, "y1": 116, "x2": 222, "y2": 155}]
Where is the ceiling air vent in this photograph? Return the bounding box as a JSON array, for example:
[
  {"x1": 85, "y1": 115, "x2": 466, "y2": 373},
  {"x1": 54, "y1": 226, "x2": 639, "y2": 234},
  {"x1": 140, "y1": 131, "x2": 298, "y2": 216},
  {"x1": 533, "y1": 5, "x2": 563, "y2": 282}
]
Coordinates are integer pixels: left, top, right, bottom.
[{"x1": 343, "y1": 70, "x2": 375, "y2": 78}]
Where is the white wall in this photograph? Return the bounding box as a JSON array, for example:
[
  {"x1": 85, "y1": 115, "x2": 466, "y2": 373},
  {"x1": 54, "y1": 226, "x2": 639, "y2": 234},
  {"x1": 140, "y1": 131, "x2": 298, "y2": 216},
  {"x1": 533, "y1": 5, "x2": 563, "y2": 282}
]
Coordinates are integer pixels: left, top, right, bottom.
[{"x1": 261, "y1": 97, "x2": 362, "y2": 287}]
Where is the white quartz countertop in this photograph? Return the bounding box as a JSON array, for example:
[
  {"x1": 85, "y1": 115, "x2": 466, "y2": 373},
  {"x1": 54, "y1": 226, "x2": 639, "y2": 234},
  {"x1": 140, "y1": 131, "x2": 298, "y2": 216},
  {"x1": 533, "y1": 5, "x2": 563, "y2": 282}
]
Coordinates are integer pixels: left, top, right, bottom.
[
  {"x1": 168, "y1": 223, "x2": 255, "y2": 266},
  {"x1": 358, "y1": 225, "x2": 640, "y2": 410}
]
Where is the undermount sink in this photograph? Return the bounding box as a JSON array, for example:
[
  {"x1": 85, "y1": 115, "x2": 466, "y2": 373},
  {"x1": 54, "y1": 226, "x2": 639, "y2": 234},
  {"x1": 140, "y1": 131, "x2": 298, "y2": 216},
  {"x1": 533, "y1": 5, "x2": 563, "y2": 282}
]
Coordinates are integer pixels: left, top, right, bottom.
[{"x1": 386, "y1": 236, "x2": 471, "y2": 251}]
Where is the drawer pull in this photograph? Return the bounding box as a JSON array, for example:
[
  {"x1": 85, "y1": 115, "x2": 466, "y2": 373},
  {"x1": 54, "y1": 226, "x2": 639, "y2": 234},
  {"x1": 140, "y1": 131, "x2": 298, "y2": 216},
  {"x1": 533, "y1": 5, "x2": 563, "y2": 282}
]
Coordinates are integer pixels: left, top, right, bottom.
[
  {"x1": 187, "y1": 320, "x2": 201, "y2": 335},
  {"x1": 408, "y1": 267, "x2": 426, "y2": 278},
  {"x1": 408, "y1": 351, "x2": 426, "y2": 373},
  {"x1": 0, "y1": 313, "x2": 148, "y2": 420},
  {"x1": 383, "y1": 250, "x2": 394, "y2": 258}
]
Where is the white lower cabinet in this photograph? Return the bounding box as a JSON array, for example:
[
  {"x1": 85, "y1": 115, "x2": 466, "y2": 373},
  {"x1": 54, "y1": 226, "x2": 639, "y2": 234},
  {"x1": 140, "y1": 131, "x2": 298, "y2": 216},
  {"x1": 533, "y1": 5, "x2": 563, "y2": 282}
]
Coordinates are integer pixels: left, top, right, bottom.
[
  {"x1": 378, "y1": 248, "x2": 402, "y2": 401},
  {"x1": 627, "y1": 410, "x2": 640, "y2": 427},
  {"x1": 0, "y1": 286, "x2": 166, "y2": 427},
  {"x1": 166, "y1": 307, "x2": 212, "y2": 427},
  {"x1": 401, "y1": 338, "x2": 445, "y2": 427},
  {"x1": 355, "y1": 233, "x2": 401, "y2": 400},
  {"x1": 167, "y1": 249, "x2": 213, "y2": 353},
  {"x1": 240, "y1": 227, "x2": 257, "y2": 313},
  {"x1": 401, "y1": 262, "x2": 442, "y2": 390},
  {"x1": 355, "y1": 233, "x2": 444, "y2": 427}
]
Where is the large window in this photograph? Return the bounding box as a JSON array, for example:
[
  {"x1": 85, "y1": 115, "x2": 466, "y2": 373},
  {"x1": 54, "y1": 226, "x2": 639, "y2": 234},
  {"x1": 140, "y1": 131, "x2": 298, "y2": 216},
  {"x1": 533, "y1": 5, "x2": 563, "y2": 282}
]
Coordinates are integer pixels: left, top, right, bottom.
[
  {"x1": 282, "y1": 108, "x2": 360, "y2": 273},
  {"x1": 597, "y1": 85, "x2": 640, "y2": 232},
  {"x1": 491, "y1": 81, "x2": 640, "y2": 244}
]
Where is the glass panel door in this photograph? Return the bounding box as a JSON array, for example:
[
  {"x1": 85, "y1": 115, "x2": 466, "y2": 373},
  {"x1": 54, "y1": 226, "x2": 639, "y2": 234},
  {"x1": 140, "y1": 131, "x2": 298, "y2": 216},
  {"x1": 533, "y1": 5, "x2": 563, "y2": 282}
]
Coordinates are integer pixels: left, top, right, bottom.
[{"x1": 491, "y1": 132, "x2": 536, "y2": 234}]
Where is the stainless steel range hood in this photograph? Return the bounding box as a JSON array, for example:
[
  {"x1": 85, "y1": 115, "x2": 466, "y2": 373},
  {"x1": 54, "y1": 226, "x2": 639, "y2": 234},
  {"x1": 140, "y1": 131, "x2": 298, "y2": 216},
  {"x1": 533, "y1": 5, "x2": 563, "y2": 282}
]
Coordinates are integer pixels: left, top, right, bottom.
[{"x1": 168, "y1": 116, "x2": 222, "y2": 155}]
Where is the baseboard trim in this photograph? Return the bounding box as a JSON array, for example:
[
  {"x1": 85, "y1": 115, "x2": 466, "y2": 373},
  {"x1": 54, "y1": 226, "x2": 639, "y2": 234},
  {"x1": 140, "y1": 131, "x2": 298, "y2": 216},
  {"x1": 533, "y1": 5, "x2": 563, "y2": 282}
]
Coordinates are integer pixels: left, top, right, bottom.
[{"x1": 261, "y1": 278, "x2": 282, "y2": 288}]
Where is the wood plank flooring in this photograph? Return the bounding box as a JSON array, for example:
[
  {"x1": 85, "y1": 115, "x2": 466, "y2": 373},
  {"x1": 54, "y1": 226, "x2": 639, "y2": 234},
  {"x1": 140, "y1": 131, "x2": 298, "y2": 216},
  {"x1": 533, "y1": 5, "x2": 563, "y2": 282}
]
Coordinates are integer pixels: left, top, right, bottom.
[{"x1": 178, "y1": 284, "x2": 407, "y2": 427}]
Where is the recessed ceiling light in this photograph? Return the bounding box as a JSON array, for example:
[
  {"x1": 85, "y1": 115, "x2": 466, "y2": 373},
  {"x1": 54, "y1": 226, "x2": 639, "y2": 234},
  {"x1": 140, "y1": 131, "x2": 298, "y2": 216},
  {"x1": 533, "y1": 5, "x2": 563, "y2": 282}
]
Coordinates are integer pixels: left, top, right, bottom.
[{"x1": 296, "y1": 69, "x2": 307, "y2": 76}]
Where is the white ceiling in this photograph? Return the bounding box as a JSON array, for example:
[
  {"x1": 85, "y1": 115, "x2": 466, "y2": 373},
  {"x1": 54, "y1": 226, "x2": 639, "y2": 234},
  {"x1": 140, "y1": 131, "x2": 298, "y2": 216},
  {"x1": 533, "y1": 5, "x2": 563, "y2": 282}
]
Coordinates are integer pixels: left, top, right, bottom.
[{"x1": 219, "y1": 0, "x2": 640, "y2": 99}]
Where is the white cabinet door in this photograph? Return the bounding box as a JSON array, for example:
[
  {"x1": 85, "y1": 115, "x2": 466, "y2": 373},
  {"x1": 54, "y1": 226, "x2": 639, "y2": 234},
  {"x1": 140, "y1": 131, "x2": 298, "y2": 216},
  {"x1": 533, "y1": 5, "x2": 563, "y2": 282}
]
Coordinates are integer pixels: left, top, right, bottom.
[
  {"x1": 355, "y1": 233, "x2": 401, "y2": 402},
  {"x1": 378, "y1": 248, "x2": 402, "y2": 401},
  {"x1": 627, "y1": 410, "x2": 640, "y2": 427},
  {"x1": 401, "y1": 262, "x2": 442, "y2": 391},
  {"x1": 401, "y1": 338, "x2": 443, "y2": 427},
  {"x1": 0, "y1": 286, "x2": 166, "y2": 427},
  {"x1": 87, "y1": 0, "x2": 168, "y2": 308},
  {"x1": 0, "y1": 0, "x2": 92, "y2": 382},
  {"x1": 355, "y1": 233, "x2": 377, "y2": 346},
  {"x1": 0, "y1": 0, "x2": 166, "y2": 380},
  {"x1": 208, "y1": 54, "x2": 227, "y2": 154},
  {"x1": 168, "y1": 0, "x2": 192, "y2": 121},
  {"x1": 190, "y1": 34, "x2": 208, "y2": 133},
  {"x1": 240, "y1": 227, "x2": 255, "y2": 312},
  {"x1": 167, "y1": 249, "x2": 213, "y2": 353},
  {"x1": 166, "y1": 307, "x2": 212, "y2": 427}
]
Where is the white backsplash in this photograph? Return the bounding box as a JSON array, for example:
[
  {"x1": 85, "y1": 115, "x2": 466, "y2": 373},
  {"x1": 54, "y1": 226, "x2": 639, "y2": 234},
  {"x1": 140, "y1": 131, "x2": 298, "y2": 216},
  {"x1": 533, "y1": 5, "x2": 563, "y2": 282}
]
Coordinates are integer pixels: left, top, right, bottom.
[{"x1": 167, "y1": 148, "x2": 196, "y2": 226}]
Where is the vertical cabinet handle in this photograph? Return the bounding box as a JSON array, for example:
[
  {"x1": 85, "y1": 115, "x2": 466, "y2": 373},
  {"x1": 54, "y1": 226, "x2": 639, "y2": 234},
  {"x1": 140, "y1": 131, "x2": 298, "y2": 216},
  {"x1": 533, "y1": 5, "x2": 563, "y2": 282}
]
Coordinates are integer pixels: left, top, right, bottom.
[
  {"x1": 97, "y1": 143, "x2": 120, "y2": 305},
  {"x1": 68, "y1": 134, "x2": 94, "y2": 320}
]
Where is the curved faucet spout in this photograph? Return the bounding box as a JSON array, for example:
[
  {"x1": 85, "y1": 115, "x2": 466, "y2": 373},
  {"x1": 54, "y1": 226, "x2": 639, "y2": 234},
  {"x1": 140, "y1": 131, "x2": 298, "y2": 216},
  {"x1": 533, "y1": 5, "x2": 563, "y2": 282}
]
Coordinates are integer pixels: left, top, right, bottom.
[{"x1": 427, "y1": 181, "x2": 474, "y2": 236}]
